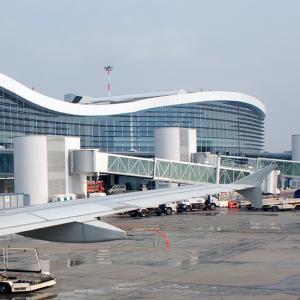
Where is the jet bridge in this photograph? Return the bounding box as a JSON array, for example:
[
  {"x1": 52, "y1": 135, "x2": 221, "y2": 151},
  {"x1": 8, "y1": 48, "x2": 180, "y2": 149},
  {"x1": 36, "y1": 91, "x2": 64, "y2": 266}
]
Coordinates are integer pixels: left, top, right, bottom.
[
  {"x1": 219, "y1": 155, "x2": 300, "y2": 179},
  {"x1": 70, "y1": 150, "x2": 252, "y2": 185}
]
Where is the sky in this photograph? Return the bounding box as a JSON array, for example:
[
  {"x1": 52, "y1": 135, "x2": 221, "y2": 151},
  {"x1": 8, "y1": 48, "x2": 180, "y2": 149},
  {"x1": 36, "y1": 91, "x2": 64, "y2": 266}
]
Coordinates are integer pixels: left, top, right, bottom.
[{"x1": 1, "y1": 0, "x2": 299, "y2": 152}]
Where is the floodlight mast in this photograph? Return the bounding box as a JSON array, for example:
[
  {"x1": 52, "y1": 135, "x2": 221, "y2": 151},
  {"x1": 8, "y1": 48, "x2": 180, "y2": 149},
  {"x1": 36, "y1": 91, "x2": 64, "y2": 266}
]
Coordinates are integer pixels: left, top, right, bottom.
[{"x1": 104, "y1": 66, "x2": 113, "y2": 96}]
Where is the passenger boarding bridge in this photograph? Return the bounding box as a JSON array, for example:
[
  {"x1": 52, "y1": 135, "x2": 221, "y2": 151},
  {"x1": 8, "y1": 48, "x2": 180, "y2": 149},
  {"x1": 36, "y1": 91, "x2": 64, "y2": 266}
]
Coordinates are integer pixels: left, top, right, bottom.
[
  {"x1": 104, "y1": 153, "x2": 249, "y2": 184},
  {"x1": 70, "y1": 150, "x2": 300, "y2": 185},
  {"x1": 219, "y1": 155, "x2": 300, "y2": 179},
  {"x1": 70, "y1": 150, "x2": 249, "y2": 185},
  {"x1": 1, "y1": 149, "x2": 300, "y2": 187}
]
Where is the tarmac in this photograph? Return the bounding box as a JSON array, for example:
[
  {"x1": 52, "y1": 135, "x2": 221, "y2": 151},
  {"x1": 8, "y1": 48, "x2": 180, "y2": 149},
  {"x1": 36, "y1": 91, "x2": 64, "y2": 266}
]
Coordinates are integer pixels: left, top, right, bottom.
[{"x1": 1, "y1": 209, "x2": 300, "y2": 300}]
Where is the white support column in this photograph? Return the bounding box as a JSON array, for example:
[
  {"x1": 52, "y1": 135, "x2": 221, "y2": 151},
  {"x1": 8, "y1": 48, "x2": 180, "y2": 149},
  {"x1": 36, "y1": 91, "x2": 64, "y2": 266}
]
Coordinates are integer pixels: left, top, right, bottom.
[
  {"x1": 216, "y1": 154, "x2": 221, "y2": 184},
  {"x1": 71, "y1": 173, "x2": 88, "y2": 198}
]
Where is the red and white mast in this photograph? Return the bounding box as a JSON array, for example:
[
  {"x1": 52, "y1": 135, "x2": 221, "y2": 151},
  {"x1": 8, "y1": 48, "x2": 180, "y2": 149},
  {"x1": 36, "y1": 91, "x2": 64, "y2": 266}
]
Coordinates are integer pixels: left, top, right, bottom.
[{"x1": 104, "y1": 65, "x2": 113, "y2": 96}]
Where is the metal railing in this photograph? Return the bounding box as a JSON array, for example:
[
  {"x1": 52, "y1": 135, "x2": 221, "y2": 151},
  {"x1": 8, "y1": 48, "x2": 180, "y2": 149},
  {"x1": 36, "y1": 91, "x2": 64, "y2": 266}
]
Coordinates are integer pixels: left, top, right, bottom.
[
  {"x1": 106, "y1": 154, "x2": 252, "y2": 184},
  {"x1": 219, "y1": 155, "x2": 300, "y2": 178}
]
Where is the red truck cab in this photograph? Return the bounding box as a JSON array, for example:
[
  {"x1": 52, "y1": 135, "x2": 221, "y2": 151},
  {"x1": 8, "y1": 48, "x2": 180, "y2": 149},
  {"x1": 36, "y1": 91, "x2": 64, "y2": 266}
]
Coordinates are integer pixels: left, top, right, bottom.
[
  {"x1": 228, "y1": 200, "x2": 240, "y2": 209},
  {"x1": 87, "y1": 180, "x2": 105, "y2": 193}
]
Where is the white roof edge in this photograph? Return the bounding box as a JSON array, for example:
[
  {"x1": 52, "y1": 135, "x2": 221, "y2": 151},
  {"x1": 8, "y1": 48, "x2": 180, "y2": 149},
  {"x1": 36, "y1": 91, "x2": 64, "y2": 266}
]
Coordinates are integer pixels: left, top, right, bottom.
[
  {"x1": 80, "y1": 89, "x2": 187, "y2": 104},
  {"x1": 0, "y1": 73, "x2": 266, "y2": 116}
]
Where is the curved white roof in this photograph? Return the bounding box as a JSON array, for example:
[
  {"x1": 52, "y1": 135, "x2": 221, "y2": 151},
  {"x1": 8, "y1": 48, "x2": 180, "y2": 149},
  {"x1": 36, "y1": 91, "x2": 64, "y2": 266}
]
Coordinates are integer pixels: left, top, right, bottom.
[{"x1": 0, "y1": 73, "x2": 266, "y2": 117}]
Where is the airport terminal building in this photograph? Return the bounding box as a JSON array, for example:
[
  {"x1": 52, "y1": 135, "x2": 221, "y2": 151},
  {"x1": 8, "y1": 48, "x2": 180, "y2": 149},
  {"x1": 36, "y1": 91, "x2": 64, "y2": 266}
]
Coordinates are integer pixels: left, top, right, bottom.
[{"x1": 0, "y1": 73, "x2": 265, "y2": 156}]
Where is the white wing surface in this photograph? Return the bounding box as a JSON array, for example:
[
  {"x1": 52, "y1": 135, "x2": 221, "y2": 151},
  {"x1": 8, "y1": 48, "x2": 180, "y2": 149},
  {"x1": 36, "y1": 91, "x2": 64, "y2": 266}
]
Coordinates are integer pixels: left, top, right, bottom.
[{"x1": 0, "y1": 165, "x2": 275, "y2": 243}]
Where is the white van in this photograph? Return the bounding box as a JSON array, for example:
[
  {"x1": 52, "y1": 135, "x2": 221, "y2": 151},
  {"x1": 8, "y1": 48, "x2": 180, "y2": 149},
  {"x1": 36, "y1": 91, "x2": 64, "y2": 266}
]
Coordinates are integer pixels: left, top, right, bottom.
[{"x1": 107, "y1": 185, "x2": 126, "y2": 195}]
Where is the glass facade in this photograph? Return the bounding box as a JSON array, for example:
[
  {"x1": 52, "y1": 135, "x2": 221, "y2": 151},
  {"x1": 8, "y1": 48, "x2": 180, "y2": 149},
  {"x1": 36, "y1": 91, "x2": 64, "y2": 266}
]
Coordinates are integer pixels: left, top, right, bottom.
[
  {"x1": 0, "y1": 151, "x2": 13, "y2": 174},
  {"x1": 0, "y1": 150, "x2": 14, "y2": 193},
  {"x1": 0, "y1": 88, "x2": 264, "y2": 156}
]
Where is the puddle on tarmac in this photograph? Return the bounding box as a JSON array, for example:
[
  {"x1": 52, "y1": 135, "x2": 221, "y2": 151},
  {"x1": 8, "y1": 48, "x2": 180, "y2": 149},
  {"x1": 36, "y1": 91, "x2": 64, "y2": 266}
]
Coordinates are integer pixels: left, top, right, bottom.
[
  {"x1": 202, "y1": 212, "x2": 220, "y2": 216},
  {"x1": 183, "y1": 211, "x2": 220, "y2": 216},
  {"x1": 66, "y1": 257, "x2": 85, "y2": 268},
  {"x1": 65, "y1": 250, "x2": 112, "y2": 268},
  {"x1": 258, "y1": 274, "x2": 300, "y2": 293}
]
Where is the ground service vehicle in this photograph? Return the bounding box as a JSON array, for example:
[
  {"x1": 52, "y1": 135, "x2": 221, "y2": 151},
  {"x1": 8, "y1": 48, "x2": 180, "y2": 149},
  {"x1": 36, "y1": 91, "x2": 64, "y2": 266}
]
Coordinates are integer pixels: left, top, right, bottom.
[
  {"x1": 228, "y1": 200, "x2": 240, "y2": 209},
  {"x1": 107, "y1": 184, "x2": 126, "y2": 195},
  {"x1": 87, "y1": 180, "x2": 105, "y2": 194},
  {"x1": 0, "y1": 248, "x2": 56, "y2": 294},
  {"x1": 243, "y1": 197, "x2": 300, "y2": 211},
  {"x1": 129, "y1": 202, "x2": 177, "y2": 217},
  {"x1": 178, "y1": 196, "x2": 219, "y2": 212},
  {"x1": 262, "y1": 198, "x2": 300, "y2": 211}
]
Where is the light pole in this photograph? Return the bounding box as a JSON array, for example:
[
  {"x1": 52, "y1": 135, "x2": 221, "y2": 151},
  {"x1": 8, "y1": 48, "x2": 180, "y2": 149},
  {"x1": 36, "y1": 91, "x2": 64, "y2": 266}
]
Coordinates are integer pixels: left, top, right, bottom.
[{"x1": 104, "y1": 66, "x2": 113, "y2": 96}]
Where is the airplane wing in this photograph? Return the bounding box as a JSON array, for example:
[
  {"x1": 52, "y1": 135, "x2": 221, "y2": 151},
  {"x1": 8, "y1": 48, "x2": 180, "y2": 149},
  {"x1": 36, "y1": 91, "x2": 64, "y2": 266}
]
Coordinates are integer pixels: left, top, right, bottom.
[{"x1": 0, "y1": 165, "x2": 275, "y2": 243}]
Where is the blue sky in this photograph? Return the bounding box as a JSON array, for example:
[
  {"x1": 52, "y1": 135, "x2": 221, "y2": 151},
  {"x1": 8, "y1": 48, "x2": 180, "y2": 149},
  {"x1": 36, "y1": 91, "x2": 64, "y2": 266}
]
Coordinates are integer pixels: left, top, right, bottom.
[{"x1": 1, "y1": 0, "x2": 300, "y2": 152}]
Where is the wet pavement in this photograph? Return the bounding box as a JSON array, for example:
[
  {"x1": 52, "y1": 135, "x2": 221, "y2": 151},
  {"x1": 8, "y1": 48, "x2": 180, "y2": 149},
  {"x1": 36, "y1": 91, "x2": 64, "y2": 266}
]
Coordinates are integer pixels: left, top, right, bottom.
[{"x1": 1, "y1": 209, "x2": 300, "y2": 299}]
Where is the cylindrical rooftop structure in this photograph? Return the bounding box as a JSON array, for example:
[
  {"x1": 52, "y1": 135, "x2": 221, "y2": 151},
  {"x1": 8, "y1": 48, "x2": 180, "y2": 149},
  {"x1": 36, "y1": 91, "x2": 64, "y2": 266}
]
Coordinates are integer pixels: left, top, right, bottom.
[
  {"x1": 14, "y1": 136, "x2": 49, "y2": 205},
  {"x1": 155, "y1": 128, "x2": 181, "y2": 161},
  {"x1": 14, "y1": 136, "x2": 81, "y2": 205},
  {"x1": 154, "y1": 127, "x2": 197, "y2": 189},
  {"x1": 154, "y1": 127, "x2": 197, "y2": 162}
]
